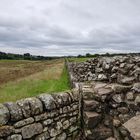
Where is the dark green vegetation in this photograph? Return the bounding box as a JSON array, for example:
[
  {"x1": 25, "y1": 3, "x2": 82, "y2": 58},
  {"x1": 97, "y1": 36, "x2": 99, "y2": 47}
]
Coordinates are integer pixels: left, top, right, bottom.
[{"x1": 0, "y1": 51, "x2": 61, "y2": 60}]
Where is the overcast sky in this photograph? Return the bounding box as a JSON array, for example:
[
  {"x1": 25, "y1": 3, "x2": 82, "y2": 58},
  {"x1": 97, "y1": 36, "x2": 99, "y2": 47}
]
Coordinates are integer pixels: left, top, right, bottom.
[{"x1": 0, "y1": 0, "x2": 140, "y2": 56}]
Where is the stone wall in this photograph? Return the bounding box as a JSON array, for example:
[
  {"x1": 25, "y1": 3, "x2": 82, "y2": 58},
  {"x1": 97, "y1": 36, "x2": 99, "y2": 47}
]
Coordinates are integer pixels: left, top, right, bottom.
[
  {"x1": 0, "y1": 90, "x2": 80, "y2": 140},
  {"x1": 69, "y1": 55, "x2": 140, "y2": 83},
  {"x1": 82, "y1": 82, "x2": 140, "y2": 140},
  {"x1": 67, "y1": 55, "x2": 140, "y2": 140},
  {"x1": 0, "y1": 55, "x2": 140, "y2": 140}
]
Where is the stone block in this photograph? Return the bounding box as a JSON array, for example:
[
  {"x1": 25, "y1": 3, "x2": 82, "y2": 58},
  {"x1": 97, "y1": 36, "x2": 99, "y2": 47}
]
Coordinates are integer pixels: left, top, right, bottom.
[
  {"x1": 0, "y1": 104, "x2": 9, "y2": 126},
  {"x1": 35, "y1": 131, "x2": 50, "y2": 140},
  {"x1": 0, "y1": 126, "x2": 14, "y2": 137},
  {"x1": 7, "y1": 134, "x2": 22, "y2": 140},
  {"x1": 132, "y1": 83, "x2": 140, "y2": 92},
  {"x1": 4, "y1": 102, "x2": 23, "y2": 122},
  {"x1": 14, "y1": 117, "x2": 34, "y2": 128},
  {"x1": 38, "y1": 94, "x2": 56, "y2": 110},
  {"x1": 123, "y1": 115, "x2": 140, "y2": 140},
  {"x1": 43, "y1": 119, "x2": 53, "y2": 126},
  {"x1": 21, "y1": 123, "x2": 43, "y2": 139},
  {"x1": 84, "y1": 100, "x2": 99, "y2": 111},
  {"x1": 34, "y1": 112, "x2": 48, "y2": 122},
  {"x1": 16, "y1": 99, "x2": 31, "y2": 118},
  {"x1": 28, "y1": 97, "x2": 43, "y2": 115},
  {"x1": 56, "y1": 133, "x2": 67, "y2": 140},
  {"x1": 84, "y1": 111, "x2": 102, "y2": 128},
  {"x1": 63, "y1": 120, "x2": 70, "y2": 129}
]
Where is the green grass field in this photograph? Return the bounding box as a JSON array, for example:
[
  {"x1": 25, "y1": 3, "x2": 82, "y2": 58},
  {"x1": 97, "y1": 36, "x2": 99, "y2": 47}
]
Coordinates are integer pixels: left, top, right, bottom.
[
  {"x1": 68, "y1": 57, "x2": 91, "y2": 62},
  {"x1": 0, "y1": 59, "x2": 70, "y2": 103}
]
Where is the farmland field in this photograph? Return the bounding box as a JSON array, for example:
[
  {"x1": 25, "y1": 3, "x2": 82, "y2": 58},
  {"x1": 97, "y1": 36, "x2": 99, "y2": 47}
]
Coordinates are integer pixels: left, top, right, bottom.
[{"x1": 0, "y1": 59, "x2": 70, "y2": 103}]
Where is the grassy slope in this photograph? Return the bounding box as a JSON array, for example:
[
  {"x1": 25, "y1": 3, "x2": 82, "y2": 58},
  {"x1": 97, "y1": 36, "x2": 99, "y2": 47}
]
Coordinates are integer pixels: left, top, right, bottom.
[{"x1": 0, "y1": 59, "x2": 70, "y2": 103}]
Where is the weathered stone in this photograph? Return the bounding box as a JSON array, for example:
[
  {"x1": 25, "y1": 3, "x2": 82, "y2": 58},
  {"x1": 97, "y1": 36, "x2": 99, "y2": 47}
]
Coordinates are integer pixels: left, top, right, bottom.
[
  {"x1": 72, "y1": 110, "x2": 79, "y2": 116},
  {"x1": 106, "y1": 137, "x2": 116, "y2": 140},
  {"x1": 49, "y1": 138, "x2": 55, "y2": 140},
  {"x1": 120, "y1": 76, "x2": 135, "y2": 85},
  {"x1": 48, "y1": 110, "x2": 59, "y2": 118},
  {"x1": 21, "y1": 123, "x2": 43, "y2": 139},
  {"x1": 43, "y1": 119, "x2": 53, "y2": 126},
  {"x1": 110, "y1": 73, "x2": 117, "y2": 79},
  {"x1": 63, "y1": 120, "x2": 70, "y2": 129},
  {"x1": 34, "y1": 113, "x2": 48, "y2": 122},
  {"x1": 28, "y1": 97, "x2": 43, "y2": 115},
  {"x1": 94, "y1": 83, "x2": 107, "y2": 90},
  {"x1": 69, "y1": 125, "x2": 78, "y2": 133},
  {"x1": 94, "y1": 83, "x2": 113, "y2": 97},
  {"x1": 117, "y1": 107, "x2": 129, "y2": 114},
  {"x1": 72, "y1": 104, "x2": 79, "y2": 110},
  {"x1": 60, "y1": 92, "x2": 71, "y2": 105},
  {"x1": 84, "y1": 111, "x2": 101, "y2": 128},
  {"x1": 119, "y1": 127, "x2": 128, "y2": 137},
  {"x1": 0, "y1": 126, "x2": 14, "y2": 137},
  {"x1": 113, "y1": 119, "x2": 121, "y2": 127},
  {"x1": 16, "y1": 99, "x2": 31, "y2": 118},
  {"x1": 98, "y1": 74, "x2": 108, "y2": 81},
  {"x1": 112, "y1": 84, "x2": 131, "y2": 93},
  {"x1": 97, "y1": 87, "x2": 112, "y2": 96},
  {"x1": 126, "y1": 92, "x2": 134, "y2": 100},
  {"x1": 56, "y1": 121, "x2": 63, "y2": 130},
  {"x1": 14, "y1": 128, "x2": 22, "y2": 134},
  {"x1": 95, "y1": 68, "x2": 103, "y2": 73},
  {"x1": 71, "y1": 88, "x2": 80, "y2": 101},
  {"x1": 82, "y1": 86, "x2": 95, "y2": 99},
  {"x1": 17, "y1": 97, "x2": 43, "y2": 118},
  {"x1": 38, "y1": 94, "x2": 56, "y2": 110},
  {"x1": 52, "y1": 94, "x2": 63, "y2": 108},
  {"x1": 0, "y1": 104, "x2": 9, "y2": 126},
  {"x1": 112, "y1": 66, "x2": 118, "y2": 73},
  {"x1": 132, "y1": 83, "x2": 140, "y2": 92},
  {"x1": 112, "y1": 94, "x2": 123, "y2": 103},
  {"x1": 91, "y1": 126, "x2": 113, "y2": 139},
  {"x1": 84, "y1": 100, "x2": 99, "y2": 111},
  {"x1": 123, "y1": 115, "x2": 140, "y2": 140},
  {"x1": 56, "y1": 133, "x2": 67, "y2": 140},
  {"x1": 35, "y1": 131, "x2": 50, "y2": 140},
  {"x1": 14, "y1": 117, "x2": 34, "y2": 128},
  {"x1": 120, "y1": 63, "x2": 126, "y2": 68},
  {"x1": 4, "y1": 102, "x2": 23, "y2": 122},
  {"x1": 49, "y1": 128, "x2": 61, "y2": 137},
  {"x1": 7, "y1": 134, "x2": 22, "y2": 140},
  {"x1": 62, "y1": 106, "x2": 68, "y2": 113},
  {"x1": 135, "y1": 95, "x2": 140, "y2": 105}
]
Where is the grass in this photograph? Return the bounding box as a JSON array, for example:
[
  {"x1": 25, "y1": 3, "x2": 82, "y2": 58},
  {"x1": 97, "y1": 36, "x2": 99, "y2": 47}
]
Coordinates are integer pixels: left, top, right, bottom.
[
  {"x1": 68, "y1": 57, "x2": 91, "y2": 62},
  {"x1": 0, "y1": 59, "x2": 70, "y2": 103}
]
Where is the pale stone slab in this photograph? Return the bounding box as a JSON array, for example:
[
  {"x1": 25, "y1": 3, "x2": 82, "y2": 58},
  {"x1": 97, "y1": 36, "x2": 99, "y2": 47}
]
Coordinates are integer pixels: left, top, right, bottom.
[{"x1": 123, "y1": 115, "x2": 140, "y2": 140}]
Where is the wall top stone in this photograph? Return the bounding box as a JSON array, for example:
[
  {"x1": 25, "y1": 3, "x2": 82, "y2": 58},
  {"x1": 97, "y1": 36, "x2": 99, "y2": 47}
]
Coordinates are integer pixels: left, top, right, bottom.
[{"x1": 0, "y1": 91, "x2": 79, "y2": 126}]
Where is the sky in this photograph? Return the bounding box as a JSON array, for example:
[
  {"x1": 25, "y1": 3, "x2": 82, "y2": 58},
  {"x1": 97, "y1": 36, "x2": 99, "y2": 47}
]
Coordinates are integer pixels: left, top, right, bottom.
[{"x1": 0, "y1": 0, "x2": 140, "y2": 56}]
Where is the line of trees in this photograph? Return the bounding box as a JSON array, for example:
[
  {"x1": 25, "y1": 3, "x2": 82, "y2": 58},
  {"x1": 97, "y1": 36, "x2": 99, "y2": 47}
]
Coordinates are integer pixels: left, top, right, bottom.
[
  {"x1": 1, "y1": 51, "x2": 140, "y2": 60},
  {"x1": 0, "y1": 52, "x2": 59, "y2": 60}
]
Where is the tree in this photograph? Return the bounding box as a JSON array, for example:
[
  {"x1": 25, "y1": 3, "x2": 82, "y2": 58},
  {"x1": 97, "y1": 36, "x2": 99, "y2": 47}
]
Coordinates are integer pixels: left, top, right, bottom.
[{"x1": 86, "y1": 53, "x2": 91, "y2": 57}]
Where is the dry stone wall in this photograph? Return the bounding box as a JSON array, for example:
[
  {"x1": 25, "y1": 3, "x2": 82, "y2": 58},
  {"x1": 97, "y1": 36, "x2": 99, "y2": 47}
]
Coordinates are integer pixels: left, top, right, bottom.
[
  {"x1": 82, "y1": 82, "x2": 140, "y2": 140},
  {"x1": 0, "y1": 55, "x2": 140, "y2": 140},
  {"x1": 69, "y1": 55, "x2": 140, "y2": 84},
  {"x1": 67, "y1": 55, "x2": 140, "y2": 140},
  {"x1": 0, "y1": 90, "x2": 80, "y2": 140}
]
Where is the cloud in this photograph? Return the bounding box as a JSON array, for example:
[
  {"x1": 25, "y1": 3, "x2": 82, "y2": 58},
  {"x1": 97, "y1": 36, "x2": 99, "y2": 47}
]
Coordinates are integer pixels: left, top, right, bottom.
[{"x1": 0, "y1": 0, "x2": 140, "y2": 56}]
